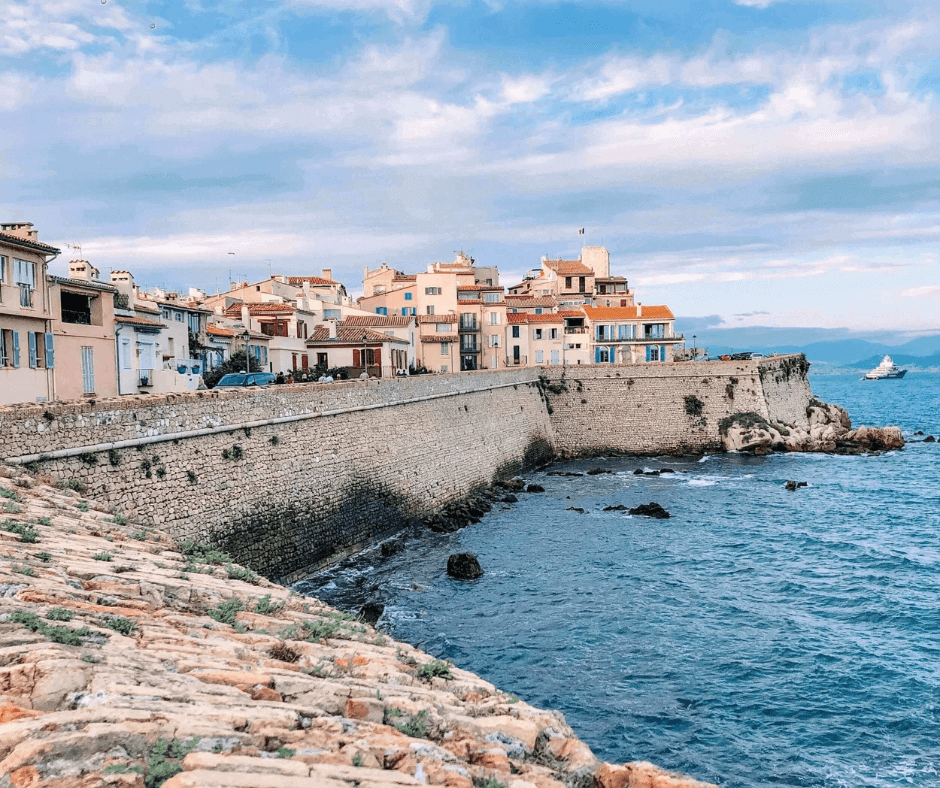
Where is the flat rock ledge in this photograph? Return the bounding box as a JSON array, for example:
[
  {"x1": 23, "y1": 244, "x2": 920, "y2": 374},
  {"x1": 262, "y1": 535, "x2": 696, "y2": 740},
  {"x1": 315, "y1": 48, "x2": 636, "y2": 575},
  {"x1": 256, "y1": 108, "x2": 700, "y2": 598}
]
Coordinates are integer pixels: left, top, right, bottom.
[
  {"x1": 0, "y1": 465, "x2": 716, "y2": 788},
  {"x1": 720, "y1": 401, "x2": 904, "y2": 455}
]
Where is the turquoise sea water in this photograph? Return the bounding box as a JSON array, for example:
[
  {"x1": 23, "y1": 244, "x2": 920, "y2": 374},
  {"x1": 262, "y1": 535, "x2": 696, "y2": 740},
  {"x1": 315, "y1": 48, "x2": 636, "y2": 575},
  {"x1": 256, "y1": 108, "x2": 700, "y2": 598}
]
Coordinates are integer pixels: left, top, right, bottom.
[{"x1": 297, "y1": 372, "x2": 940, "y2": 787}]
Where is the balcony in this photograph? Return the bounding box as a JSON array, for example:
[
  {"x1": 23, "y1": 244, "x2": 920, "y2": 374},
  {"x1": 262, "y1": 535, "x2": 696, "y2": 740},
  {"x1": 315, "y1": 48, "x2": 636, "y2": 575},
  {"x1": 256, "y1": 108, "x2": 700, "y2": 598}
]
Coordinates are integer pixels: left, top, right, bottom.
[
  {"x1": 593, "y1": 334, "x2": 685, "y2": 344},
  {"x1": 62, "y1": 309, "x2": 92, "y2": 325},
  {"x1": 458, "y1": 318, "x2": 478, "y2": 331},
  {"x1": 138, "y1": 369, "x2": 153, "y2": 387},
  {"x1": 564, "y1": 326, "x2": 587, "y2": 334},
  {"x1": 460, "y1": 340, "x2": 479, "y2": 353},
  {"x1": 506, "y1": 355, "x2": 528, "y2": 366}
]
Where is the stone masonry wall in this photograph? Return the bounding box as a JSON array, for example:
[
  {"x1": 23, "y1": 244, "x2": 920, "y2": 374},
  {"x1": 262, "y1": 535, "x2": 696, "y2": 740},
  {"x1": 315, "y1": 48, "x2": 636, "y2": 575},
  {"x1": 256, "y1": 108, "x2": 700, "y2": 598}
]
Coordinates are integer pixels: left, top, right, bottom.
[
  {"x1": 0, "y1": 369, "x2": 553, "y2": 582},
  {"x1": 543, "y1": 356, "x2": 813, "y2": 456},
  {"x1": 0, "y1": 357, "x2": 812, "y2": 579}
]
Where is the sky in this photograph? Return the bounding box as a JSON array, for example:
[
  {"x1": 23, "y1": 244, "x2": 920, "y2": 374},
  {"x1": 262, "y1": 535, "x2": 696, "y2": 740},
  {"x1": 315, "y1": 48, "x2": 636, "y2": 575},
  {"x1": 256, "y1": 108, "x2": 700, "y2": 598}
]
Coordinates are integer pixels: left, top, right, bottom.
[{"x1": 2, "y1": 0, "x2": 939, "y2": 334}]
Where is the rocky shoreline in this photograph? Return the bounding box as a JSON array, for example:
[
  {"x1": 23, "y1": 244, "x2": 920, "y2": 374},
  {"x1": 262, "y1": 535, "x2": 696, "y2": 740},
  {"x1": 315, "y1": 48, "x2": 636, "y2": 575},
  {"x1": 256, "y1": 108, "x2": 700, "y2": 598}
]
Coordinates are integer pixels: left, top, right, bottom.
[{"x1": 0, "y1": 464, "x2": 716, "y2": 788}]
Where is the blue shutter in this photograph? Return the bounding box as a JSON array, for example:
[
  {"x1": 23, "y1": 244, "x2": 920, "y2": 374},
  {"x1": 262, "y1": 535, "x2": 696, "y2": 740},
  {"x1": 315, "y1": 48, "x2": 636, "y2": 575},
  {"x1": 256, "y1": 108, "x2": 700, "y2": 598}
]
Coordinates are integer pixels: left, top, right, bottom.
[
  {"x1": 661, "y1": 345, "x2": 666, "y2": 362},
  {"x1": 646, "y1": 345, "x2": 652, "y2": 362},
  {"x1": 45, "y1": 333, "x2": 55, "y2": 369},
  {"x1": 28, "y1": 332, "x2": 37, "y2": 368},
  {"x1": 12, "y1": 331, "x2": 20, "y2": 368}
]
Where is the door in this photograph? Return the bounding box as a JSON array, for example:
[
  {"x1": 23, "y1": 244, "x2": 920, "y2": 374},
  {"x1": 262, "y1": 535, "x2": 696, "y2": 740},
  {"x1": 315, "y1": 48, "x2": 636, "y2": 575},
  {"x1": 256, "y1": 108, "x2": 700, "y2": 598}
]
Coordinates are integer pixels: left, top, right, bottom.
[
  {"x1": 81, "y1": 347, "x2": 95, "y2": 394},
  {"x1": 317, "y1": 353, "x2": 327, "y2": 367},
  {"x1": 513, "y1": 345, "x2": 520, "y2": 364}
]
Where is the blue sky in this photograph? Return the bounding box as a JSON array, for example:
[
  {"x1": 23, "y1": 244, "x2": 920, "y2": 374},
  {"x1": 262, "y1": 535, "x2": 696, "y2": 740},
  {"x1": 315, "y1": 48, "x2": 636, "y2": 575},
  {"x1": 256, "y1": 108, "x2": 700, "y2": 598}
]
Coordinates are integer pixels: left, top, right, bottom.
[{"x1": 2, "y1": 0, "x2": 939, "y2": 333}]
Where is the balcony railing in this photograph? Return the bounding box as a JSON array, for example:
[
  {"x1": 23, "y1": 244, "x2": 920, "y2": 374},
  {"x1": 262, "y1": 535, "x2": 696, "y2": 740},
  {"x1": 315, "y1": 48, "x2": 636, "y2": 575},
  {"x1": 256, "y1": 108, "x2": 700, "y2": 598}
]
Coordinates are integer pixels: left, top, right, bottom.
[
  {"x1": 458, "y1": 318, "x2": 478, "y2": 331},
  {"x1": 593, "y1": 334, "x2": 685, "y2": 344},
  {"x1": 460, "y1": 341, "x2": 479, "y2": 352},
  {"x1": 62, "y1": 309, "x2": 92, "y2": 325},
  {"x1": 18, "y1": 285, "x2": 32, "y2": 308},
  {"x1": 138, "y1": 369, "x2": 153, "y2": 387},
  {"x1": 506, "y1": 355, "x2": 528, "y2": 366},
  {"x1": 564, "y1": 327, "x2": 587, "y2": 334}
]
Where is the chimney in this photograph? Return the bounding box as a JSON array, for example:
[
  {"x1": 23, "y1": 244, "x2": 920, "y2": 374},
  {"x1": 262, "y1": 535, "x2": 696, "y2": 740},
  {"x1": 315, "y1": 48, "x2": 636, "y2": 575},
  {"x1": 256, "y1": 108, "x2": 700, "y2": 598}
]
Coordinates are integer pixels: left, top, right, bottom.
[
  {"x1": 636, "y1": 303, "x2": 642, "y2": 317},
  {"x1": 322, "y1": 268, "x2": 332, "y2": 281},
  {"x1": 68, "y1": 259, "x2": 99, "y2": 281},
  {"x1": 0, "y1": 222, "x2": 38, "y2": 242}
]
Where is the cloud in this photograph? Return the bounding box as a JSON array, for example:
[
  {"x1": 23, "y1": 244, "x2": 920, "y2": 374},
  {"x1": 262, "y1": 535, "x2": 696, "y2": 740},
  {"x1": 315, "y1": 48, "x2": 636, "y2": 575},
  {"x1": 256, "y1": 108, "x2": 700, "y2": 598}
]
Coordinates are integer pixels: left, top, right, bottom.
[
  {"x1": 733, "y1": 0, "x2": 781, "y2": 7},
  {"x1": 900, "y1": 285, "x2": 940, "y2": 297}
]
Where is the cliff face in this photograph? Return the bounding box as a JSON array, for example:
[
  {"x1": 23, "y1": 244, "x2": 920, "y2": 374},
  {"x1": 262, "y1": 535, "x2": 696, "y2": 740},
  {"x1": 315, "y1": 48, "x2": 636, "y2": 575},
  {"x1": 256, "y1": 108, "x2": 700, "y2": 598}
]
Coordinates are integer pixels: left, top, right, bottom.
[{"x1": 0, "y1": 466, "x2": 716, "y2": 788}]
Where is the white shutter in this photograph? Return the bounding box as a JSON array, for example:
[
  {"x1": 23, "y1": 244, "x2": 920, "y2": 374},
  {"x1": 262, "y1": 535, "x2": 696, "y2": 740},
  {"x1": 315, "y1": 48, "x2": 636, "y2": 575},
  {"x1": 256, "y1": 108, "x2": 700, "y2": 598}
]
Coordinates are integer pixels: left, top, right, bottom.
[{"x1": 81, "y1": 347, "x2": 95, "y2": 393}]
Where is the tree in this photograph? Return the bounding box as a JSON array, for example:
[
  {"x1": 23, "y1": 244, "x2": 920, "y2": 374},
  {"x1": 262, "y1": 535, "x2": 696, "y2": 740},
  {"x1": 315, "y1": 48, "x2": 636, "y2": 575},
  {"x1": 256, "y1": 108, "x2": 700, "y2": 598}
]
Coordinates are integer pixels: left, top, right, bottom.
[{"x1": 203, "y1": 350, "x2": 262, "y2": 388}]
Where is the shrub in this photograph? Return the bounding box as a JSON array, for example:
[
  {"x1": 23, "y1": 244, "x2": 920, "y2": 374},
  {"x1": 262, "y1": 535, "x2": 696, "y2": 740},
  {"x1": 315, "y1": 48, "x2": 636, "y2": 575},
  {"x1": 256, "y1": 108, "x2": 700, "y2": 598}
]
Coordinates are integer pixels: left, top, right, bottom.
[
  {"x1": 131, "y1": 530, "x2": 150, "y2": 540},
  {"x1": 10, "y1": 610, "x2": 95, "y2": 646},
  {"x1": 46, "y1": 607, "x2": 75, "y2": 621},
  {"x1": 207, "y1": 598, "x2": 244, "y2": 625},
  {"x1": 36, "y1": 516, "x2": 51, "y2": 526},
  {"x1": 179, "y1": 540, "x2": 231, "y2": 565},
  {"x1": 109, "y1": 513, "x2": 129, "y2": 526},
  {"x1": 13, "y1": 565, "x2": 35, "y2": 576},
  {"x1": 416, "y1": 660, "x2": 453, "y2": 681},
  {"x1": 93, "y1": 552, "x2": 113, "y2": 562},
  {"x1": 104, "y1": 616, "x2": 137, "y2": 636},
  {"x1": 473, "y1": 779, "x2": 506, "y2": 788},
  {"x1": 226, "y1": 563, "x2": 259, "y2": 584},
  {"x1": 253, "y1": 594, "x2": 283, "y2": 616},
  {"x1": 268, "y1": 642, "x2": 301, "y2": 663},
  {"x1": 65, "y1": 479, "x2": 86, "y2": 493},
  {"x1": 0, "y1": 487, "x2": 20, "y2": 501},
  {"x1": 186, "y1": 470, "x2": 197, "y2": 484},
  {"x1": 37, "y1": 552, "x2": 51, "y2": 562},
  {"x1": 108, "y1": 448, "x2": 122, "y2": 466},
  {"x1": 140, "y1": 459, "x2": 152, "y2": 478},
  {"x1": 275, "y1": 747, "x2": 295, "y2": 759},
  {"x1": 221, "y1": 445, "x2": 244, "y2": 461},
  {"x1": 684, "y1": 395, "x2": 704, "y2": 417},
  {"x1": 79, "y1": 452, "x2": 100, "y2": 465},
  {"x1": 390, "y1": 709, "x2": 429, "y2": 738},
  {"x1": 2, "y1": 521, "x2": 39, "y2": 543},
  {"x1": 145, "y1": 738, "x2": 200, "y2": 788}
]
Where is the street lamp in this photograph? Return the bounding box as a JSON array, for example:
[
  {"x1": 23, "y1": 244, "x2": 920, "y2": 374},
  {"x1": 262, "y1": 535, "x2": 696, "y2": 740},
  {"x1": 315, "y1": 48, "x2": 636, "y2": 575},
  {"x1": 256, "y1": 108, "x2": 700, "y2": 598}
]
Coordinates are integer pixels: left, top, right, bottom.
[
  {"x1": 692, "y1": 334, "x2": 697, "y2": 359},
  {"x1": 242, "y1": 329, "x2": 250, "y2": 373}
]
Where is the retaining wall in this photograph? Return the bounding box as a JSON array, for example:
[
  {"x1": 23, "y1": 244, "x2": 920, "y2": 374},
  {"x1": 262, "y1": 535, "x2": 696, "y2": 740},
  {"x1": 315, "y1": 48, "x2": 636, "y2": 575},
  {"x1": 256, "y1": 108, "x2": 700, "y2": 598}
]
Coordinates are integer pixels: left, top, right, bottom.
[{"x1": 0, "y1": 356, "x2": 814, "y2": 579}]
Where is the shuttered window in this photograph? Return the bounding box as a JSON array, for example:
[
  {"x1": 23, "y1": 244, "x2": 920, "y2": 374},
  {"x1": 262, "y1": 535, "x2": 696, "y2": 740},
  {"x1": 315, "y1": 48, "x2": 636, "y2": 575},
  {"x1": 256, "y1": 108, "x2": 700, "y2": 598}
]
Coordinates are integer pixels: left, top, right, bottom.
[{"x1": 81, "y1": 347, "x2": 95, "y2": 393}]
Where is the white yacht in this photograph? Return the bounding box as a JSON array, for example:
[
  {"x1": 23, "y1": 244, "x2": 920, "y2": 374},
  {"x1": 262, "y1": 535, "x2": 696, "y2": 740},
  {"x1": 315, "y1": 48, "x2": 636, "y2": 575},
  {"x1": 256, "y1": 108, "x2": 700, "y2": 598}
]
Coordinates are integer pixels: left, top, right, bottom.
[{"x1": 862, "y1": 355, "x2": 907, "y2": 380}]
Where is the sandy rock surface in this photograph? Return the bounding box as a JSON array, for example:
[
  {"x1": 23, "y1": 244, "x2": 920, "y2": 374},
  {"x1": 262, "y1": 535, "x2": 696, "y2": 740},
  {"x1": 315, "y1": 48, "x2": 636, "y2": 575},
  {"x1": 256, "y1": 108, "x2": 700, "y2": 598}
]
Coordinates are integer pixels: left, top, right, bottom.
[{"x1": 0, "y1": 466, "x2": 717, "y2": 788}]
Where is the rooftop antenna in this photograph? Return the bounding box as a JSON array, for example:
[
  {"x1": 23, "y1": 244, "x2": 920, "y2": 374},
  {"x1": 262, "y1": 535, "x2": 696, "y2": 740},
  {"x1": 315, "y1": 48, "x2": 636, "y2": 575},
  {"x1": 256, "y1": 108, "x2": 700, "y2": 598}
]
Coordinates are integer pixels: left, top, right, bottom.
[{"x1": 66, "y1": 242, "x2": 82, "y2": 258}]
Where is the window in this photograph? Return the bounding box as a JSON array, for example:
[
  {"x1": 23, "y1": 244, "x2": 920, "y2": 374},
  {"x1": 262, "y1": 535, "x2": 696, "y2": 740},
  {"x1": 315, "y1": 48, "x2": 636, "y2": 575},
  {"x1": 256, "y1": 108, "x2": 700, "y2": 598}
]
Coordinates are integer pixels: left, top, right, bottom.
[
  {"x1": 426, "y1": 305, "x2": 435, "y2": 315},
  {"x1": 424, "y1": 287, "x2": 441, "y2": 295},
  {"x1": 488, "y1": 334, "x2": 500, "y2": 347},
  {"x1": 0, "y1": 255, "x2": 5, "y2": 302},
  {"x1": 61, "y1": 291, "x2": 94, "y2": 325},
  {"x1": 27, "y1": 332, "x2": 52, "y2": 368},
  {"x1": 440, "y1": 342, "x2": 448, "y2": 356},
  {"x1": 173, "y1": 311, "x2": 183, "y2": 322},
  {"x1": 512, "y1": 326, "x2": 520, "y2": 338},
  {"x1": 404, "y1": 291, "x2": 412, "y2": 301},
  {"x1": 161, "y1": 308, "x2": 171, "y2": 320},
  {"x1": 81, "y1": 347, "x2": 94, "y2": 394},
  {"x1": 645, "y1": 323, "x2": 665, "y2": 339},
  {"x1": 549, "y1": 328, "x2": 558, "y2": 339},
  {"x1": 483, "y1": 293, "x2": 500, "y2": 303},
  {"x1": 376, "y1": 307, "x2": 388, "y2": 316},
  {"x1": 579, "y1": 276, "x2": 586, "y2": 291},
  {"x1": 596, "y1": 325, "x2": 611, "y2": 341},
  {"x1": 188, "y1": 313, "x2": 200, "y2": 334},
  {"x1": 120, "y1": 338, "x2": 132, "y2": 369},
  {"x1": 441, "y1": 365, "x2": 449, "y2": 373},
  {"x1": 646, "y1": 345, "x2": 661, "y2": 362},
  {"x1": 13, "y1": 259, "x2": 35, "y2": 288},
  {"x1": 551, "y1": 350, "x2": 559, "y2": 364},
  {"x1": 0, "y1": 329, "x2": 15, "y2": 366},
  {"x1": 535, "y1": 308, "x2": 542, "y2": 315},
  {"x1": 595, "y1": 347, "x2": 610, "y2": 363},
  {"x1": 324, "y1": 309, "x2": 341, "y2": 320},
  {"x1": 435, "y1": 323, "x2": 450, "y2": 333},
  {"x1": 535, "y1": 350, "x2": 543, "y2": 363},
  {"x1": 533, "y1": 328, "x2": 543, "y2": 340},
  {"x1": 565, "y1": 276, "x2": 572, "y2": 289},
  {"x1": 488, "y1": 312, "x2": 500, "y2": 325}
]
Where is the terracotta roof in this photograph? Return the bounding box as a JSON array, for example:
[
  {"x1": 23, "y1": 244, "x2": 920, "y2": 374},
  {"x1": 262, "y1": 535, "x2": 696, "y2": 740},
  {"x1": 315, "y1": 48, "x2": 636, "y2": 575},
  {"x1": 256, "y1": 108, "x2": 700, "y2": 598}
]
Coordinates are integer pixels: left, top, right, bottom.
[
  {"x1": 286, "y1": 276, "x2": 337, "y2": 286},
  {"x1": 420, "y1": 335, "x2": 458, "y2": 343},
  {"x1": 341, "y1": 315, "x2": 414, "y2": 327},
  {"x1": 507, "y1": 313, "x2": 563, "y2": 324},
  {"x1": 223, "y1": 302, "x2": 296, "y2": 317},
  {"x1": 504, "y1": 296, "x2": 557, "y2": 308},
  {"x1": 307, "y1": 326, "x2": 409, "y2": 345},
  {"x1": 582, "y1": 305, "x2": 675, "y2": 320},
  {"x1": 595, "y1": 277, "x2": 628, "y2": 283},
  {"x1": 116, "y1": 315, "x2": 164, "y2": 328},
  {"x1": 0, "y1": 231, "x2": 60, "y2": 254},
  {"x1": 207, "y1": 325, "x2": 235, "y2": 337},
  {"x1": 545, "y1": 259, "x2": 593, "y2": 276},
  {"x1": 559, "y1": 310, "x2": 585, "y2": 317},
  {"x1": 393, "y1": 275, "x2": 417, "y2": 282},
  {"x1": 457, "y1": 300, "x2": 482, "y2": 305},
  {"x1": 417, "y1": 314, "x2": 458, "y2": 324},
  {"x1": 456, "y1": 285, "x2": 504, "y2": 292}
]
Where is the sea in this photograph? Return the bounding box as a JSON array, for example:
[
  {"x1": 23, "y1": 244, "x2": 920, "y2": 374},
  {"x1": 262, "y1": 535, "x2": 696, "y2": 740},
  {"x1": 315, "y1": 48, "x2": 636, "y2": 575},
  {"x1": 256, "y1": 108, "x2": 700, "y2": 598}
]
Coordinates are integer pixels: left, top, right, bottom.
[{"x1": 295, "y1": 372, "x2": 940, "y2": 788}]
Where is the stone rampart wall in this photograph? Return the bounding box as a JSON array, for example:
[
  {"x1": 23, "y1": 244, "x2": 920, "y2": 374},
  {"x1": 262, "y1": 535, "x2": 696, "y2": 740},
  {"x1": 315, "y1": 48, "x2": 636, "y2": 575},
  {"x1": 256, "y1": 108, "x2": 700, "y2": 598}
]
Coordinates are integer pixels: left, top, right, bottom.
[
  {"x1": 0, "y1": 357, "x2": 812, "y2": 579},
  {"x1": 543, "y1": 356, "x2": 812, "y2": 456}
]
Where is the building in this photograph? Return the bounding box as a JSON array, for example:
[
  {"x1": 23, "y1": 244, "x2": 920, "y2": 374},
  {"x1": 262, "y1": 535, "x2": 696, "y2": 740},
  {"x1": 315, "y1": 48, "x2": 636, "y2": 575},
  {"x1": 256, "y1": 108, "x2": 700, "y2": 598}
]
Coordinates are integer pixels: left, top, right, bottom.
[
  {"x1": 337, "y1": 315, "x2": 417, "y2": 372},
  {"x1": 582, "y1": 304, "x2": 683, "y2": 364},
  {"x1": 305, "y1": 323, "x2": 411, "y2": 378},
  {"x1": 0, "y1": 223, "x2": 60, "y2": 405},
  {"x1": 48, "y1": 260, "x2": 119, "y2": 400}
]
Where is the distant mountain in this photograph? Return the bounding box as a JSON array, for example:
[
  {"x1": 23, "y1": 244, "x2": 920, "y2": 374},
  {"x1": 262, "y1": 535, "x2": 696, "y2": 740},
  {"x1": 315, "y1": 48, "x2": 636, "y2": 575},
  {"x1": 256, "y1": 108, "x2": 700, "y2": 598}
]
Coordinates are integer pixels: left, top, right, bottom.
[{"x1": 674, "y1": 320, "x2": 940, "y2": 366}]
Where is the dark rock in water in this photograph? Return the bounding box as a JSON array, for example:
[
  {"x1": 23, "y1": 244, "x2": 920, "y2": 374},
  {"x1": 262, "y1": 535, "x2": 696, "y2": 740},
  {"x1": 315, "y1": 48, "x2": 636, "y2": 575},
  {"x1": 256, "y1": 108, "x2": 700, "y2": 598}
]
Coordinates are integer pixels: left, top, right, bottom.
[
  {"x1": 924, "y1": 435, "x2": 936, "y2": 443},
  {"x1": 357, "y1": 602, "x2": 385, "y2": 626},
  {"x1": 566, "y1": 506, "x2": 586, "y2": 513},
  {"x1": 660, "y1": 468, "x2": 676, "y2": 474},
  {"x1": 380, "y1": 542, "x2": 398, "y2": 558},
  {"x1": 628, "y1": 502, "x2": 670, "y2": 519},
  {"x1": 915, "y1": 430, "x2": 924, "y2": 435},
  {"x1": 785, "y1": 480, "x2": 809, "y2": 491},
  {"x1": 497, "y1": 478, "x2": 527, "y2": 492},
  {"x1": 447, "y1": 553, "x2": 483, "y2": 580},
  {"x1": 634, "y1": 469, "x2": 661, "y2": 476},
  {"x1": 526, "y1": 484, "x2": 545, "y2": 493},
  {"x1": 587, "y1": 468, "x2": 613, "y2": 475},
  {"x1": 603, "y1": 504, "x2": 628, "y2": 511},
  {"x1": 548, "y1": 471, "x2": 584, "y2": 477},
  {"x1": 501, "y1": 494, "x2": 518, "y2": 503}
]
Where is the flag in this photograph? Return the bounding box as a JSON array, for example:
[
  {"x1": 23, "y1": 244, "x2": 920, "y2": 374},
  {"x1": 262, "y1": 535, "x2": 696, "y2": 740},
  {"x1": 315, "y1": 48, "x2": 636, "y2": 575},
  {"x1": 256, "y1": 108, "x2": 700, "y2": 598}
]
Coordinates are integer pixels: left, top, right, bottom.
[{"x1": 578, "y1": 228, "x2": 584, "y2": 235}]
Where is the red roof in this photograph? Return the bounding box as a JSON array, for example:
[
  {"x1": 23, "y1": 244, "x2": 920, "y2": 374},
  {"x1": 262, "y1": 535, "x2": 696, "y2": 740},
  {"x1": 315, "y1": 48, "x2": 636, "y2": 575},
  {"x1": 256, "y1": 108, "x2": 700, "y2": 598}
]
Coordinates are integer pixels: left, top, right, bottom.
[
  {"x1": 504, "y1": 296, "x2": 557, "y2": 308},
  {"x1": 455, "y1": 284, "x2": 504, "y2": 292},
  {"x1": 417, "y1": 314, "x2": 458, "y2": 324},
  {"x1": 341, "y1": 315, "x2": 414, "y2": 327},
  {"x1": 207, "y1": 325, "x2": 235, "y2": 337},
  {"x1": 583, "y1": 305, "x2": 674, "y2": 320},
  {"x1": 0, "y1": 231, "x2": 60, "y2": 254},
  {"x1": 420, "y1": 334, "x2": 458, "y2": 343},
  {"x1": 545, "y1": 259, "x2": 593, "y2": 276},
  {"x1": 507, "y1": 313, "x2": 563, "y2": 324},
  {"x1": 116, "y1": 315, "x2": 164, "y2": 328},
  {"x1": 286, "y1": 276, "x2": 336, "y2": 286},
  {"x1": 308, "y1": 326, "x2": 409, "y2": 345},
  {"x1": 223, "y1": 302, "x2": 296, "y2": 317}
]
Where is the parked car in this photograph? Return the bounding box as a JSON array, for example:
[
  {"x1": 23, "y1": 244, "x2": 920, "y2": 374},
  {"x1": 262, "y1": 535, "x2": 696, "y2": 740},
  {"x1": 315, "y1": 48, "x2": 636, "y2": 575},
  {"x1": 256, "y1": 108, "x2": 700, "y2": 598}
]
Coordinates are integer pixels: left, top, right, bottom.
[{"x1": 213, "y1": 372, "x2": 276, "y2": 389}]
